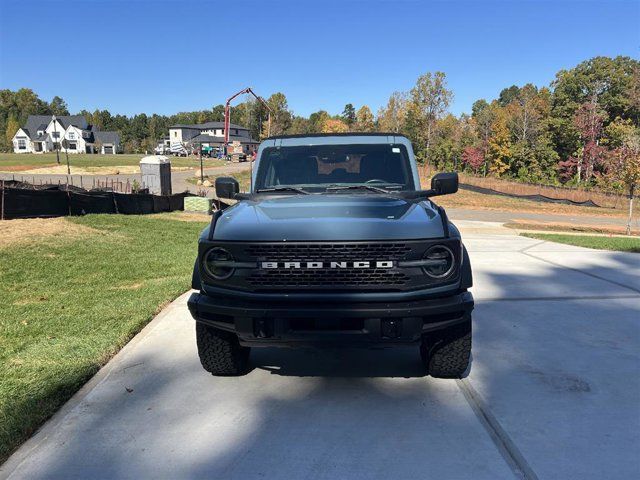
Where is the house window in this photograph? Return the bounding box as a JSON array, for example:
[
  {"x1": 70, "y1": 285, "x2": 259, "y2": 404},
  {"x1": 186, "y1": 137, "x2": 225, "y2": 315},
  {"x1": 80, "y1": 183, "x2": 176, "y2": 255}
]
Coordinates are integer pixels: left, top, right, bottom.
[
  {"x1": 174, "y1": 131, "x2": 177, "y2": 137},
  {"x1": 68, "y1": 132, "x2": 75, "y2": 140},
  {"x1": 17, "y1": 138, "x2": 26, "y2": 150},
  {"x1": 68, "y1": 142, "x2": 77, "y2": 150},
  {"x1": 37, "y1": 130, "x2": 44, "y2": 136},
  {"x1": 52, "y1": 132, "x2": 60, "y2": 139}
]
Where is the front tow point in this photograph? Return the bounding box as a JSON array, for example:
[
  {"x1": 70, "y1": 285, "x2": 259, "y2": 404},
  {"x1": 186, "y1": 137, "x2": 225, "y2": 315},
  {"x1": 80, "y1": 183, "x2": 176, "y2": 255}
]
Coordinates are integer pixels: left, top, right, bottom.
[
  {"x1": 381, "y1": 319, "x2": 402, "y2": 339},
  {"x1": 253, "y1": 318, "x2": 274, "y2": 338}
]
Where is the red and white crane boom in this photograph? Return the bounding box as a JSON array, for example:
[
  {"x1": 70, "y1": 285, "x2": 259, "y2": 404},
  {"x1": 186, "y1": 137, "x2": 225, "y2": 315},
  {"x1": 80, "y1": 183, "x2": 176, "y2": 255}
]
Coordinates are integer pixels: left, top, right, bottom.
[{"x1": 224, "y1": 87, "x2": 271, "y2": 146}]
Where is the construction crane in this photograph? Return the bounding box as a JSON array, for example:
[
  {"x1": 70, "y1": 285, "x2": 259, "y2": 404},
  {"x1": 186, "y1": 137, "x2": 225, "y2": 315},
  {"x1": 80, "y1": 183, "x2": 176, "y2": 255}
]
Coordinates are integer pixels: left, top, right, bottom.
[{"x1": 224, "y1": 87, "x2": 271, "y2": 148}]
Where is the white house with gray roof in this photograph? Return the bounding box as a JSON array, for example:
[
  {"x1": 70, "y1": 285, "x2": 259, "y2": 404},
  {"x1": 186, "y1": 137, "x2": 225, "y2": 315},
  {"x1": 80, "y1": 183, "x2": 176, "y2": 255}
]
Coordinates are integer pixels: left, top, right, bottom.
[
  {"x1": 12, "y1": 115, "x2": 121, "y2": 154},
  {"x1": 169, "y1": 121, "x2": 259, "y2": 154}
]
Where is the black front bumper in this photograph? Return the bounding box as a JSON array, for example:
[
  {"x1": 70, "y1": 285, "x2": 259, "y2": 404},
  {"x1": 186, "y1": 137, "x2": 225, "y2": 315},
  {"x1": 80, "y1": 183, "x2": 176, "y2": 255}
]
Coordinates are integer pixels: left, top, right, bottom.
[{"x1": 188, "y1": 289, "x2": 474, "y2": 347}]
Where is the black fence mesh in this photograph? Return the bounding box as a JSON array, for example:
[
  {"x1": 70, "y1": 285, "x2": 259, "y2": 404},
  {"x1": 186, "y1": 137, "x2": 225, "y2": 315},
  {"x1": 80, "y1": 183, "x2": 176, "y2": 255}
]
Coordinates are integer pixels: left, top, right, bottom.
[
  {"x1": 459, "y1": 183, "x2": 602, "y2": 207},
  {"x1": 1, "y1": 183, "x2": 190, "y2": 220}
]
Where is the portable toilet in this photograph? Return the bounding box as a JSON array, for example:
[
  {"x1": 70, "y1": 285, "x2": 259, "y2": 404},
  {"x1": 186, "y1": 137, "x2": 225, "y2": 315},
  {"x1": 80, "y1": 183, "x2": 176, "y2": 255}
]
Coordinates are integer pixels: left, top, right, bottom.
[{"x1": 140, "y1": 155, "x2": 172, "y2": 195}]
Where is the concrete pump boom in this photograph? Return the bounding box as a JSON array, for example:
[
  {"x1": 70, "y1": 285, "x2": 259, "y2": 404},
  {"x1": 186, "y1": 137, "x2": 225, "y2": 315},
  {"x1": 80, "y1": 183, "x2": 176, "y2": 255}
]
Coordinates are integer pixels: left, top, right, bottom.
[{"x1": 224, "y1": 87, "x2": 271, "y2": 146}]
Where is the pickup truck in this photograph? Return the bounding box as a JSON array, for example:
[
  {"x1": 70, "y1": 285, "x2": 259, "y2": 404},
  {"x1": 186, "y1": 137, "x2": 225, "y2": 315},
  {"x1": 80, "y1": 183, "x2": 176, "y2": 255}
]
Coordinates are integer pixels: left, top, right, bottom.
[{"x1": 188, "y1": 133, "x2": 474, "y2": 378}]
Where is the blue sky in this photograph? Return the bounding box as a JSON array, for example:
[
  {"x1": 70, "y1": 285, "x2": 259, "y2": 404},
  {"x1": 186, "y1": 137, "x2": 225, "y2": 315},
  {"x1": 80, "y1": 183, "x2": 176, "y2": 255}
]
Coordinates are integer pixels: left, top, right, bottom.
[{"x1": 0, "y1": 0, "x2": 638, "y2": 118}]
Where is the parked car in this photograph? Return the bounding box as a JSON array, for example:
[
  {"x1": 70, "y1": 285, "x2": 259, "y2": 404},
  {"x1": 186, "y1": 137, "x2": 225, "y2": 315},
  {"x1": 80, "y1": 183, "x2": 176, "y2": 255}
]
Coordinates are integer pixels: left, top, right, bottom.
[{"x1": 188, "y1": 133, "x2": 474, "y2": 378}]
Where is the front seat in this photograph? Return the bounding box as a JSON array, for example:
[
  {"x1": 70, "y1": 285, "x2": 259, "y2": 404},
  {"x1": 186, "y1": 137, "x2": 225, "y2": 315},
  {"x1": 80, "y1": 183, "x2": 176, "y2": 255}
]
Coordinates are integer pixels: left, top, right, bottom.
[
  {"x1": 360, "y1": 155, "x2": 386, "y2": 182},
  {"x1": 276, "y1": 156, "x2": 318, "y2": 185}
]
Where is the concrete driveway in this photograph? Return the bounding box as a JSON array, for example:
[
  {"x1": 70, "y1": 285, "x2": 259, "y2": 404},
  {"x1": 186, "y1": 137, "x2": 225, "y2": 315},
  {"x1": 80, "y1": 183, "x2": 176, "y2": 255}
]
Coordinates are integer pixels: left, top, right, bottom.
[{"x1": 2, "y1": 222, "x2": 639, "y2": 480}]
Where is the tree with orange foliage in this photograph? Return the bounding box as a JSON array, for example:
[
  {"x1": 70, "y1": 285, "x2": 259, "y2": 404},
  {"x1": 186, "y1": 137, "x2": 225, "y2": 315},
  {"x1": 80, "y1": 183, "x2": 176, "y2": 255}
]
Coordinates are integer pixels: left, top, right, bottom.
[{"x1": 321, "y1": 118, "x2": 349, "y2": 133}]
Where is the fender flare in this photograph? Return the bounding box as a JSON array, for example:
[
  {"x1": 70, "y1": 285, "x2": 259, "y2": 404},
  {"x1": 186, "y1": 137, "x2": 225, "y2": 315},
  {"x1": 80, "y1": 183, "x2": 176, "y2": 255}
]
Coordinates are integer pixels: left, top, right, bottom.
[
  {"x1": 460, "y1": 245, "x2": 473, "y2": 290},
  {"x1": 191, "y1": 258, "x2": 202, "y2": 291}
]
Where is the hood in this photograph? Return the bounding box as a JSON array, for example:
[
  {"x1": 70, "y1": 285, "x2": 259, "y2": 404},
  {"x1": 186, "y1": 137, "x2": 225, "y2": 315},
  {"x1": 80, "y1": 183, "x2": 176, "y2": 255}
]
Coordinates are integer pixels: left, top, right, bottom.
[{"x1": 208, "y1": 194, "x2": 446, "y2": 241}]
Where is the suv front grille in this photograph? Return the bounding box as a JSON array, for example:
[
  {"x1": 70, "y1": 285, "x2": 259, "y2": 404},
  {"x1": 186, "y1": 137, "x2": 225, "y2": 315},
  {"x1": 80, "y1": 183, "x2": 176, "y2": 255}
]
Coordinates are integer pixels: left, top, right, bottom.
[
  {"x1": 247, "y1": 268, "x2": 410, "y2": 287},
  {"x1": 244, "y1": 243, "x2": 412, "y2": 289},
  {"x1": 245, "y1": 243, "x2": 412, "y2": 261}
]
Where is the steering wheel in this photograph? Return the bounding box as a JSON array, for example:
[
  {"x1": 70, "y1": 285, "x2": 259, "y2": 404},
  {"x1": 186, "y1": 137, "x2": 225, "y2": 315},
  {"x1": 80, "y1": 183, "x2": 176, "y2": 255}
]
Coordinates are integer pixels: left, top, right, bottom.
[{"x1": 365, "y1": 179, "x2": 387, "y2": 184}]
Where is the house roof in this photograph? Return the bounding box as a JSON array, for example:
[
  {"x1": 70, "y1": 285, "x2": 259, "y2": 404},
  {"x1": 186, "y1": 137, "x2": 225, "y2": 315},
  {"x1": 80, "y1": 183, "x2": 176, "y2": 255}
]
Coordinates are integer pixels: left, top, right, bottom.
[
  {"x1": 23, "y1": 115, "x2": 88, "y2": 138},
  {"x1": 169, "y1": 121, "x2": 248, "y2": 131},
  {"x1": 188, "y1": 134, "x2": 259, "y2": 144},
  {"x1": 57, "y1": 115, "x2": 88, "y2": 130},
  {"x1": 93, "y1": 131, "x2": 120, "y2": 144}
]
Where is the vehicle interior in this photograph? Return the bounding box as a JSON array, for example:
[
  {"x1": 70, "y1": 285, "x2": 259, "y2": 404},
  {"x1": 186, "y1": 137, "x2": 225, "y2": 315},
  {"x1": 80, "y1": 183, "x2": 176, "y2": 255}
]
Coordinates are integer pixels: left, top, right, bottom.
[{"x1": 257, "y1": 144, "x2": 413, "y2": 190}]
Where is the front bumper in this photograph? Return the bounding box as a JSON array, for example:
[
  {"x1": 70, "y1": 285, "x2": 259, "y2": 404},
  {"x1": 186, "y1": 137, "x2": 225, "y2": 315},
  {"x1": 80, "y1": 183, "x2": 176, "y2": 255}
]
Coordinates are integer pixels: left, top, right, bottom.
[{"x1": 188, "y1": 290, "x2": 474, "y2": 347}]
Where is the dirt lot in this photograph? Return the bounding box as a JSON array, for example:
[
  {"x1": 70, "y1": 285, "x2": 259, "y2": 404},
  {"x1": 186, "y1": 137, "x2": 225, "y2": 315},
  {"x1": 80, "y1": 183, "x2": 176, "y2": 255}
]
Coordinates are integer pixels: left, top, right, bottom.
[
  {"x1": 0, "y1": 153, "x2": 224, "y2": 173},
  {"x1": 436, "y1": 187, "x2": 631, "y2": 219},
  {"x1": 0, "y1": 217, "x2": 104, "y2": 247}
]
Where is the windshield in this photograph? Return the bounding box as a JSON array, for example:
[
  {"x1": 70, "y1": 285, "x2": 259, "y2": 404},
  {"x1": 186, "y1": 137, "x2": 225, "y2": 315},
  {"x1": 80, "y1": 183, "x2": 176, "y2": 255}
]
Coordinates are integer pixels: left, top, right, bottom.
[{"x1": 254, "y1": 143, "x2": 415, "y2": 192}]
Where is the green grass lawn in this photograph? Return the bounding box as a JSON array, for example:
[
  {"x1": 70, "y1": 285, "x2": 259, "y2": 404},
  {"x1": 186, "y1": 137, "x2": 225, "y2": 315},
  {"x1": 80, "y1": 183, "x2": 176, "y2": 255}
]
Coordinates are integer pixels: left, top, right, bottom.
[
  {"x1": 521, "y1": 233, "x2": 640, "y2": 252},
  {"x1": 188, "y1": 170, "x2": 252, "y2": 191},
  {"x1": 0, "y1": 214, "x2": 208, "y2": 461},
  {"x1": 0, "y1": 153, "x2": 225, "y2": 170}
]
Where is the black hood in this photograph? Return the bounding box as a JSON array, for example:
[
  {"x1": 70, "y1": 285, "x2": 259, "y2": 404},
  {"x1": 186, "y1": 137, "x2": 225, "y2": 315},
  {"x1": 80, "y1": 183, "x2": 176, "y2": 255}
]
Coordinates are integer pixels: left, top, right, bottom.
[{"x1": 206, "y1": 194, "x2": 447, "y2": 241}]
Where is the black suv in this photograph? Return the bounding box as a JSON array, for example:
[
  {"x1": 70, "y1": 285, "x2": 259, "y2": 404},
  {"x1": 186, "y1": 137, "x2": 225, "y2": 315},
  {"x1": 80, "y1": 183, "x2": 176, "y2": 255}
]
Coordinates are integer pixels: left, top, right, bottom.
[{"x1": 188, "y1": 134, "x2": 474, "y2": 377}]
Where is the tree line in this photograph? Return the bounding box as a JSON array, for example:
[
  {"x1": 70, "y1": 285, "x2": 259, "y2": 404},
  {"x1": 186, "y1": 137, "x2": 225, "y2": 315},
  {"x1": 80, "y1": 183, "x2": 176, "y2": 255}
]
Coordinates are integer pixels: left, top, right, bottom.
[{"x1": 1, "y1": 55, "x2": 638, "y2": 198}]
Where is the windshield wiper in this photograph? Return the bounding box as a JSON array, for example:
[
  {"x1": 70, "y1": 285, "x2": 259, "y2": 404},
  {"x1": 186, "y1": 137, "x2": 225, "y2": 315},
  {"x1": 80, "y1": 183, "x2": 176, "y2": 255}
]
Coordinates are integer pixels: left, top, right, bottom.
[
  {"x1": 256, "y1": 186, "x2": 310, "y2": 195},
  {"x1": 325, "y1": 184, "x2": 393, "y2": 194}
]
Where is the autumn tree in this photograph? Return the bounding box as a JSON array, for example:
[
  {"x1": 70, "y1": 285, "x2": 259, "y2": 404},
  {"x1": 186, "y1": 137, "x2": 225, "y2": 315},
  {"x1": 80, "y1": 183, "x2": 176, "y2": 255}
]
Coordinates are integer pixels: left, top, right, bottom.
[
  {"x1": 430, "y1": 114, "x2": 475, "y2": 171},
  {"x1": 504, "y1": 85, "x2": 558, "y2": 181},
  {"x1": 308, "y1": 110, "x2": 330, "y2": 133},
  {"x1": 377, "y1": 92, "x2": 408, "y2": 133},
  {"x1": 560, "y1": 100, "x2": 608, "y2": 183},
  {"x1": 4, "y1": 116, "x2": 20, "y2": 150},
  {"x1": 462, "y1": 146, "x2": 485, "y2": 174},
  {"x1": 607, "y1": 128, "x2": 640, "y2": 234},
  {"x1": 550, "y1": 56, "x2": 640, "y2": 163},
  {"x1": 353, "y1": 105, "x2": 375, "y2": 132},
  {"x1": 288, "y1": 116, "x2": 311, "y2": 134},
  {"x1": 262, "y1": 92, "x2": 292, "y2": 136},
  {"x1": 470, "y1": 100, "x2": 495, "y2": 175},
  {"x1": 487, "y1": 109, "x2": 511, "y2": 176},
  {"x1": 321, "y1": 118, "x2": 349, "y2": 133},
  {"x1": 406, "y1": 72, "x2": 452, "y2": 162}
]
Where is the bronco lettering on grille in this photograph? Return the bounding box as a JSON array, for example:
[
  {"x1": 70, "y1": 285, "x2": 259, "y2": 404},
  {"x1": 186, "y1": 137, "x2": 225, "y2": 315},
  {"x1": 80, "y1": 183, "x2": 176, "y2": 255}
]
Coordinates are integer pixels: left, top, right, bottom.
[{"x1": 260, "y1": 261, "x2": 394, "y2": 269}]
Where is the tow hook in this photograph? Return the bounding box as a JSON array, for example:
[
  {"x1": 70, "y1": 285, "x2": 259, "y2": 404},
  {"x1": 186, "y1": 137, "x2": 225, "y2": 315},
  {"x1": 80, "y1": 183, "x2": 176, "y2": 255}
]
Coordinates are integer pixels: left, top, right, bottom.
[
  {"x1": 381, "y1": 319, "x2": 402, "y2": 339},
  {"x1": 254, "y1": 318, "x2": 274, "y2": 338}
]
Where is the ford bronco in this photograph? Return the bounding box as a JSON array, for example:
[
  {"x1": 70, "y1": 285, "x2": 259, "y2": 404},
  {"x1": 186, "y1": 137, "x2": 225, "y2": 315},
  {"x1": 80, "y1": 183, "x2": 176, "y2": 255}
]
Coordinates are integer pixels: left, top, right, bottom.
[{"x1": 188, "y1": 133, "x2": 474, "y2": 378}]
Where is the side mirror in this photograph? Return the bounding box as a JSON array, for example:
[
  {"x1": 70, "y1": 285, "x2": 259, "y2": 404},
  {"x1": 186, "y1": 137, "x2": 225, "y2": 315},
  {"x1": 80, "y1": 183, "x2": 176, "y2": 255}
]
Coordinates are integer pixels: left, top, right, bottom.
[
  {"x1": 430, "y1": 172, "x2": 458, "y2": 196},
  {"x1": 215, "y1": 177, "x2": 239, "y2": 199}
]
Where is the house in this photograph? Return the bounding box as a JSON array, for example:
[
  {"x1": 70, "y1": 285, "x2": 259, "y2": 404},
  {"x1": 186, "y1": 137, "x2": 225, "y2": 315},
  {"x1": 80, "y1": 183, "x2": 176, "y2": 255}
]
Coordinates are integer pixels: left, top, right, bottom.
[
  {"x1": 168, "y1": 121, "x2": 259, "y2": 154},
  {"x1": 12, "y1": 115, "x2": 121, "y2": 154}
]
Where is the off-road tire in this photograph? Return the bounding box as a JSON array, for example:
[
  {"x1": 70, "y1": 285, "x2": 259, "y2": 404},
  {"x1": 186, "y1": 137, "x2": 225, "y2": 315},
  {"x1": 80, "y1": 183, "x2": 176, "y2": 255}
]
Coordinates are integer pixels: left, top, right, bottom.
[
  {"x1": 421, "y1": 319, "x2": 471, "y2": 378},
  {"x1": 196, "y1": 323, "x2": 250, "y2": 376}
]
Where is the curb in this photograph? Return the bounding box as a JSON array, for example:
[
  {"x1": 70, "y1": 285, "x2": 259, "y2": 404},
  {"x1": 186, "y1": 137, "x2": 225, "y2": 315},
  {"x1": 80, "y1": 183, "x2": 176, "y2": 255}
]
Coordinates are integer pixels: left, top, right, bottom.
[{"x1": 0, "y1": 290, "x2": 194, "y2": 480}]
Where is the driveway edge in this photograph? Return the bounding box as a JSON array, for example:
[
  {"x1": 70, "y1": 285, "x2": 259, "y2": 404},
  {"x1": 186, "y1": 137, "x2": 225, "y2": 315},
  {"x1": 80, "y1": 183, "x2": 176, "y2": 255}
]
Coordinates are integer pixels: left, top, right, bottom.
[{"x1": 0, "y1": 290, "x2": 193, "y2": 480}]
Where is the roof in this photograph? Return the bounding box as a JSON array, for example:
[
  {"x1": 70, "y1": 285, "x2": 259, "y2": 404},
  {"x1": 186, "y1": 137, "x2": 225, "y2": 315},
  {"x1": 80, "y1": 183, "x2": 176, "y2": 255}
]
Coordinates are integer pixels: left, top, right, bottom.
[
  {"x1": 23, "y1": 115, "x2": 88, "y2": 138},
  {"x1": 188, "y1": 134, "x2": 259, "y2": 144},
  {"x1": 93, "y1": 131, "x2": 120, "y2": 144},
  {"x1": 56, "y1": 115, "x2": 88, "y2": 130},
  {"x1": 266, "y1": 132, "x2": 407, "y2": 140},
  {"x1": 169, "y1": 121, "x2": 248, "y2": 131}
]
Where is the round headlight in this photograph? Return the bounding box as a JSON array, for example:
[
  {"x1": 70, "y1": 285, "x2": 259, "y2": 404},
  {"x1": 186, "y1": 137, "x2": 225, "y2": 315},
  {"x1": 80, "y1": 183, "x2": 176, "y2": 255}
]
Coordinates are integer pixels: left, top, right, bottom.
[
  {"x1": 422, "y1": 245, "x2": 455, "y2": 278},
  {"x1": 204, "y1": 247, "x2": 235, "y2": 280}
]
